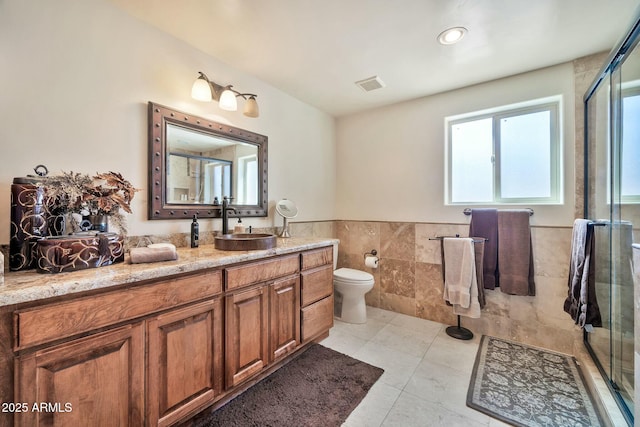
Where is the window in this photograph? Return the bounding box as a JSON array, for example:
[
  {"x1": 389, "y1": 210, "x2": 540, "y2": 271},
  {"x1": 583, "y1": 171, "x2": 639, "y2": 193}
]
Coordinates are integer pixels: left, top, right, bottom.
[
  {"x1": 621, "y1": 87, "x2": 640, "y2": 202},
  {"x1": 446, "y1": 98, "x2": 561, "y2": 204},
  {"x1": 237, "y1": 154, "x2": 258, "y2": 205}
]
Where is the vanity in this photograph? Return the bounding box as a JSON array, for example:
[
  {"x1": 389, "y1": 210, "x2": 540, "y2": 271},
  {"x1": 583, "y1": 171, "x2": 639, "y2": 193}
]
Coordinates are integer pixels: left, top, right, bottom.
[{"x1": 0, "y1": 237, "x2": 337, "y2": 427}]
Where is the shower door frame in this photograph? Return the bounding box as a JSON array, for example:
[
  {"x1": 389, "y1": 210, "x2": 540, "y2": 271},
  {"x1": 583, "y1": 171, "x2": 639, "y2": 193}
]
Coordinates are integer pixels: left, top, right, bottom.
[{"x1": 583, "y1": 10, "x2": 640, "y2": 426}]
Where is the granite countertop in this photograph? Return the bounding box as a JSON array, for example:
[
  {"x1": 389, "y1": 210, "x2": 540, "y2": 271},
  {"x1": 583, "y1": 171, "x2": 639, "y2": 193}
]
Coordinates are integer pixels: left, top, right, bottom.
[{"x1": 0, "y1": 237, "x2": 338, "y2": 308}]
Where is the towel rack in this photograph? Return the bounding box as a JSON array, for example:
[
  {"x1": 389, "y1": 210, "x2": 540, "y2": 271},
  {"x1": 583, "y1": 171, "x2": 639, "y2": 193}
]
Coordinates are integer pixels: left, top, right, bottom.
[
  {"x1": 432, "y1": 235, "x2": 486, "y2": 341},
  {"x1": 447, "y1": 316, "x2": 473, "y2": 340},
  {"x1": 588, "y1": 221, "x2": 608, "y2": 227},
  {"x1": 463, "y1": 208, "x2": 534, "y2": 216},
  {"x1": 429, "y1": 235, "x2": 488, "y2": 244}
]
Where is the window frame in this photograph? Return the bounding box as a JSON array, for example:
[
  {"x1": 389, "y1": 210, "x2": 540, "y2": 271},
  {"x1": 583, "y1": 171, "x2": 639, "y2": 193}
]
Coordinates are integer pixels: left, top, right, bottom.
[
  {"x1": 446, "y1": 98, "x2": 562, "y2": 205},
  {"x1": 237, "y1": 154, "x2": 258, "y2": 205},
  {"x1": 619, "y1": 85, "x2": 640, "y2": 204}
]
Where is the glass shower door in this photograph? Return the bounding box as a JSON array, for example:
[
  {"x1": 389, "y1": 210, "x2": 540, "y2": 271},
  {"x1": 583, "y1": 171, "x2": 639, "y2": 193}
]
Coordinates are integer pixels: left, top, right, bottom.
[
  {"x1": 584, "y1": 18, "x2": 640, "y2": 423},
  {"x1": 585, "y1": 65, "x2": 613, "y2": 408},
  {"x1": 612, "y1": 40, "x2": 640, "y2": 413}
]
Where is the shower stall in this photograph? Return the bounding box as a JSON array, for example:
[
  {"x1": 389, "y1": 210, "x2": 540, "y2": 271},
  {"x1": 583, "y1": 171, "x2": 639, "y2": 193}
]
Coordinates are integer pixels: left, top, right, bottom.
[{"x1": 584, "y1": 10, "x2": 640, "y2": 425}]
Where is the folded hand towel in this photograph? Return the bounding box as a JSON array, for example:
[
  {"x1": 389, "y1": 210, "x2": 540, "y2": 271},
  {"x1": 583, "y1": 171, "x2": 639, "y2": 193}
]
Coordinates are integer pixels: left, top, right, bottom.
[
  {"x1": 469, "y1": 209, "x2": 498, "y2": 289},
  {"x1": 497, "y1": 210, "x2": 535, "y2": 296},
  {"x1": 443, "y1": 238, "x2": 480, "y2": 318},
  {"x1": 130, "y1": 245, "x2": 178, "y2": 264}
]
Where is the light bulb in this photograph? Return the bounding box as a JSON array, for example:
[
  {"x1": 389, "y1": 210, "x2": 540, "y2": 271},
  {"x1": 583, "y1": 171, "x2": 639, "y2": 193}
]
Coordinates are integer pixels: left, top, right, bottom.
[
  {"x1": 437, "y1": 27, "x2": 467, "y2": 45},
  {"x1": 219, "y1": 87, "x2": 238, "y2": 111},
  {"x1": 243, "y1": 96, "x2": 259, "y2": 118},
  {"x1": 191, "y1": 76, "x2": 212, "y2": 101}
]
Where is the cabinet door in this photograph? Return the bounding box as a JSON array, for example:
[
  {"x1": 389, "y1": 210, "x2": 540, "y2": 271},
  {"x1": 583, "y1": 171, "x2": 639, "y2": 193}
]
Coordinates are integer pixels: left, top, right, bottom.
[
  {"x1": 225, "y1": 286, "x2": 269, "y2": 388},
  {"x1": 269, "y1": 275, "x2": 300, "y2": 362},
  {"x1": 147, "y1": 299, "x2": 223, "y2": 427},
  {"x1": 15, "y1": 323, "x2": 144, "y2": 427}
]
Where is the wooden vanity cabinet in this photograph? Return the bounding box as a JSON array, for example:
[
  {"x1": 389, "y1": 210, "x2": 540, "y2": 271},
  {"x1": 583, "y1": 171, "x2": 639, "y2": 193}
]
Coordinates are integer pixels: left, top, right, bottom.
[
  {"x1": 5, "y1": 245, "x2": 335, "y2": 427},
  {"x1": 224, "y1": 254, "x2": 300, "y2": 388}
]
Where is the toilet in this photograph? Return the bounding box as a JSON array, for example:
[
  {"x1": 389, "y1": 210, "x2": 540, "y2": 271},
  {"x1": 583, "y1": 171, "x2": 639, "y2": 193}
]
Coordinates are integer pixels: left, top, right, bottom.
[{"x1": 333, "y1": 245, "x2": 375, "y2": 324}]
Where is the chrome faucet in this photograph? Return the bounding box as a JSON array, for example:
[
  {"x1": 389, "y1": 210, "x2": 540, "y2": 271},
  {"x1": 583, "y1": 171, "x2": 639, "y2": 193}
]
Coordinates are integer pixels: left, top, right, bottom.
[{"x1": 221, "y1": 196, "x2": 237, "y2": 235}]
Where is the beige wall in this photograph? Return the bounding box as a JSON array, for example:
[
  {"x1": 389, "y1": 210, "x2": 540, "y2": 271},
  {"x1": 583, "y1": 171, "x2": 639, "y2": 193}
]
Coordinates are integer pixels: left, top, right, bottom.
[
  {"x1": 335, "y1": 63, "x2": 576, "y2": 227},
  {"x1": 0, "y1": 0, "x2": 336, "y2": 244},
  {"x1": 334, "y1": 220, "x2": 577, "y2": 353}
]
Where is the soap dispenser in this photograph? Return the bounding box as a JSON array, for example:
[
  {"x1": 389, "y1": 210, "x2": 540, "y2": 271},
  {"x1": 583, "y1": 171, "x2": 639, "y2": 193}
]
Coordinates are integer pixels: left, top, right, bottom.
[
  {"x1": 234, "y1": 218, "x2": 246, "y2": 234},
  {"x1": 190, "y1": 214, "x2": 199, "y2": 248}
]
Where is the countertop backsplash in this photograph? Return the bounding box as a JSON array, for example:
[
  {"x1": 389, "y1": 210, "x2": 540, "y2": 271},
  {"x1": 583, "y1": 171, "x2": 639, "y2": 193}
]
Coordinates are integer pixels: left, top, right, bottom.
[
  {"x1": 0, "y1": 220, "x2": 337, "y2": 275},
  {"x1": 125, "y1": 227, "x2": 279, "y2": 251}
]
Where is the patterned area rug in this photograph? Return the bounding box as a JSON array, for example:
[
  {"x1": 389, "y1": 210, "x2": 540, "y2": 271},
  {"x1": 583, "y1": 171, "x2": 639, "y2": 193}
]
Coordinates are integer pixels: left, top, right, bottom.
[
  {"x1": 467, "y1": 336, "x2": 603, "y2": 427},
  {"x1": 190, "y1": 344, "x2": 383, "y2": 427}
]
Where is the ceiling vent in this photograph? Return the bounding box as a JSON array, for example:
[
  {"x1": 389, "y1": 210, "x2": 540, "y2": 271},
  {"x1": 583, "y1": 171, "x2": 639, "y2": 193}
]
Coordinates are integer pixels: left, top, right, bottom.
[{"x1": 355, "y1": 76, "x2": 386, "y2": 92}]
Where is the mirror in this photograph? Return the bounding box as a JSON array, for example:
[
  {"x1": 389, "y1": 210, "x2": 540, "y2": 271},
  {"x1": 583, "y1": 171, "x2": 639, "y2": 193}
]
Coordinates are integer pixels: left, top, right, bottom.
[
  {"x1": 276, "y1": 199, "x2": 298, "y2": 218},
  {"x1": 276, "y1": 199, "x2": 298, "y2": 238},
  {"x1": 148, "y1": 102, "x2": 268, "y2": 219}
]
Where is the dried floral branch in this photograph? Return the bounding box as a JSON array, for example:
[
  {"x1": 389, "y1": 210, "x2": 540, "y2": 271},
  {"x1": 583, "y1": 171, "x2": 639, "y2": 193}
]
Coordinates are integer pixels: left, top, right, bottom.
[{"x1": 38, "y1": 171, "x2": 139, "y2": 234}]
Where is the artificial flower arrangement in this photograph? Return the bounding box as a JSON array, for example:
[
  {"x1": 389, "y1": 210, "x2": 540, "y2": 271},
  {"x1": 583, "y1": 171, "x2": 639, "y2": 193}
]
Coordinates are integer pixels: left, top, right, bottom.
[{"x1": 38, "y1": 171, "x2": 138, "y2": 234}]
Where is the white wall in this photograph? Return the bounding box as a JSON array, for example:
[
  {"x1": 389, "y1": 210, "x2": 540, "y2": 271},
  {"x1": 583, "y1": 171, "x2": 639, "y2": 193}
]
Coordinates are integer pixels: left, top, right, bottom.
[
  {"x1": 335, "y1": 63, "x2": 576, "y2": 227},
  {"x1": 0, "y1": 0, "x2": 336, "y2": 244}
]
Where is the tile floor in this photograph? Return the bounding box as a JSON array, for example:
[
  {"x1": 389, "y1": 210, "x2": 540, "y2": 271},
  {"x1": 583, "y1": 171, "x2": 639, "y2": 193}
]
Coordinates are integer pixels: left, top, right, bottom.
[{"x1": 320, "y1": 306, "x2": 517, "y2": 427}]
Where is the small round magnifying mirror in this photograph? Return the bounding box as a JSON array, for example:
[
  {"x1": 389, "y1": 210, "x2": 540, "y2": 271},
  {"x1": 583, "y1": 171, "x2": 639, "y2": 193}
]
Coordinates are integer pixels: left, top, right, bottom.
[{"x1": 276, "y1": 199, "x2": 298, "y2": 238}]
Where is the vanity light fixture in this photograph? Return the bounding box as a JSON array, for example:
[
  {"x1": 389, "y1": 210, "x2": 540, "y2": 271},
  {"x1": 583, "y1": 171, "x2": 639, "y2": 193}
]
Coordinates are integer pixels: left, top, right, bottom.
[
  {"x1": 191, "y1": 72, "x2": 260, "y2": 118},
  {"x1": 437, "y1": 26, "x2": 468, "y2": 45}
]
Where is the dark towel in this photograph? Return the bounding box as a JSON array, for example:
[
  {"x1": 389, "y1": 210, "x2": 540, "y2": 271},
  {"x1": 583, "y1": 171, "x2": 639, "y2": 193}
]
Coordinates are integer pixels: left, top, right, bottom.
[
  {"x1": 471, "y1": 238, "x2": 486, "y2": 308},
  {"x1": 564, "y1": 220, "x2": 601, "y2": 327},
  {"x1": 468, "y1": 209, "x2": 498, "y2": 289},
  {"x1": 497, "y1": 210, "x2": 535, "y2": 296}
]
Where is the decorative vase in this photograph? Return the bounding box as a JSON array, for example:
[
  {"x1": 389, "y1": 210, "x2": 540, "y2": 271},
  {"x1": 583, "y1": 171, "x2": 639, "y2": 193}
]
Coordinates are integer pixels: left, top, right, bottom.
[
  {"x1": 47, "y1": 214, "x2": 66, "y2": 236},
  {"x1": 9, "y1": 179, "x2": 48, "y2": 271},
  {"x1": 81, "y1": 214, "x2": 109, "y2": 232}
]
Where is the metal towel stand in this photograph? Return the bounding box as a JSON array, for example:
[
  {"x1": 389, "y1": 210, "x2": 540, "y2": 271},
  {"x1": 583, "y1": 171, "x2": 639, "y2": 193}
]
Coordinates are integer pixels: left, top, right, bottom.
[{"x1": 430, "y1": 235, "x2": 487, "y2": 340}]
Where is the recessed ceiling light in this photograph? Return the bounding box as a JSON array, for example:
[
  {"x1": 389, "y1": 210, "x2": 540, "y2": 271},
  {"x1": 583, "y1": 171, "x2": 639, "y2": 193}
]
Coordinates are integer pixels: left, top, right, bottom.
[{"x1": 437, "y1": 27, "x2": 468, "y2": 45}]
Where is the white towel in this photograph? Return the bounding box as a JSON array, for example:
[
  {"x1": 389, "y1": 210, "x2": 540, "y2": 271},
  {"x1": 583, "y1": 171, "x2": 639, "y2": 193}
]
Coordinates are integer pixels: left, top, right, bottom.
[
  {"x1": 443, "y1": 238, "x2": 480, "y2": 318},
  {"x1": 129, "y1": 244, "x2": 178, "y2": 264}
]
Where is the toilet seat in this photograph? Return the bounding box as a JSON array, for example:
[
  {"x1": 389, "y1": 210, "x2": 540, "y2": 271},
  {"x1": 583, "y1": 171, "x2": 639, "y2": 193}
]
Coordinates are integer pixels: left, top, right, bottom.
[{"x1": 334, "y1": 268, "x2": 374, "y2": 285}]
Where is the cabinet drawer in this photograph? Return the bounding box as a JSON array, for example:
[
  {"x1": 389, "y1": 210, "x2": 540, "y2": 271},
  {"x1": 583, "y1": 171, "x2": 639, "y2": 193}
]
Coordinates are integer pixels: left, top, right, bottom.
[
  {"x1": 301, "y1": 246, "x2": 333, "y2": 270},
  {"x1": 14, "y1": 270, "x2": 222, "y2": 350},
  {"x1": 301, "y1": 295, "x2": 333, "y2": 342},
  {"x1": 300, "y1": 264, "x2": 333, "y2": 307},
  {"x1": 225, "y1": 254, "x2": 299, "y2": 291}
]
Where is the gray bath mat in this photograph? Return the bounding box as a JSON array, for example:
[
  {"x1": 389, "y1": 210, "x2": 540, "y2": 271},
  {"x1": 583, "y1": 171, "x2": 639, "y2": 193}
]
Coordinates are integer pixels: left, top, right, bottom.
[{"x1": 467, "y1": 335, "x2": 603, "y2": 426}]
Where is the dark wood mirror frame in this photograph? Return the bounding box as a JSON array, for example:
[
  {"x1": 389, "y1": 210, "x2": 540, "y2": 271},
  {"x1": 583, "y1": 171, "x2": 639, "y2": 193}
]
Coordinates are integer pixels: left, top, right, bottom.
[{"x1": 148, "y1": 102, "x2": 268, "y2": 220}]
